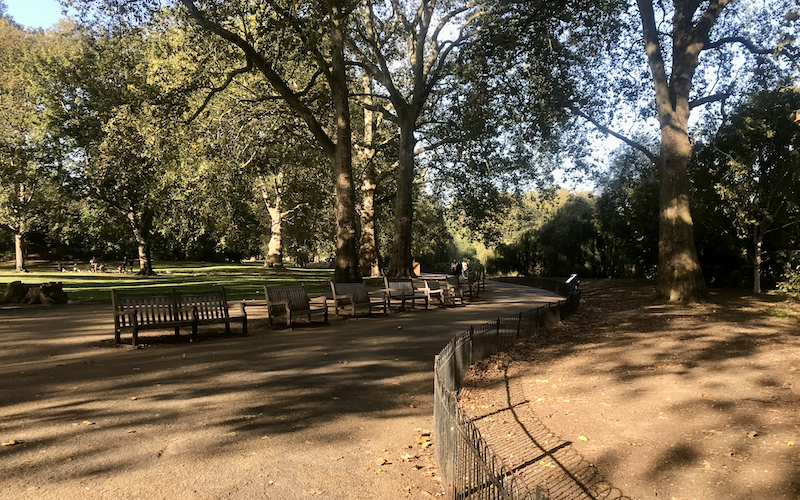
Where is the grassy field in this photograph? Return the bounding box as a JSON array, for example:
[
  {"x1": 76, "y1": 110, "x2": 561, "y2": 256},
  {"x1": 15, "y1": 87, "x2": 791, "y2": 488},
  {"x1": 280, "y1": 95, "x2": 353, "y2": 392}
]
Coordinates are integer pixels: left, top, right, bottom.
[{"x1": 0, "y1": 261, "x2": 360, "y2": 303}]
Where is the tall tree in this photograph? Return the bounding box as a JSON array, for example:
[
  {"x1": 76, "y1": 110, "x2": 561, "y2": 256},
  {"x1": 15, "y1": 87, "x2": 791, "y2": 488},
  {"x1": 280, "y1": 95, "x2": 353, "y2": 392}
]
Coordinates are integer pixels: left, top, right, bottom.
[
  {"x1": 178, "y1": 0, "x2": 361, "y2": 281},
  {"x1": 0, "y1": 18, "x2": 40, "y2": 272},
  {"x1": 31, "y1": 24, "x2": 186, "y2": 275},
  {"x1": 574, "y1": 0, "x2": 798, "y2": 301},
  {"x1": 350, "y1": 0, "x2": 482, "y2": 277},
  {"x1": 694, "y1": 86, "x2": 800, "y2": 293},
  {"x1": 65, "y1": 0, "x2": 362, "y2": 281}
]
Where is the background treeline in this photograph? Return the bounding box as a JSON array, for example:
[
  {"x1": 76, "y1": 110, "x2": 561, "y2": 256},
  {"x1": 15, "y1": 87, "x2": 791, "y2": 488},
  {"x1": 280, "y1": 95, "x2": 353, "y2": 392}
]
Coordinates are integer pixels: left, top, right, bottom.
[{"x1": 0, "y1": 1, "x2": 798, "y2": 296}]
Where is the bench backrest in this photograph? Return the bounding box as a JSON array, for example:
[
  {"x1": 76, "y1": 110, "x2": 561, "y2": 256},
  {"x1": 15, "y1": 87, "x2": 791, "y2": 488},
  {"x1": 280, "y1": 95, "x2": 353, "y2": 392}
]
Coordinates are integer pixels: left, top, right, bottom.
[
  {"x1": 112, "y1": 290, "x2": 178, "y2": 328},
  {"x1": 331, "y1": 282, "x2": 370, "y2": 303},
  {"x1": 384, "y1": 277, "x2": 416, "y2": 295},
  {"x1": 265, "y1": 285, "x2": 311, "y2": 313},
  {"x1": 425, "y1": 280, "x2": 443, "y2": 291},
  {"x1": 175, "y1": 289, "x2": 230, "y2": 321}
]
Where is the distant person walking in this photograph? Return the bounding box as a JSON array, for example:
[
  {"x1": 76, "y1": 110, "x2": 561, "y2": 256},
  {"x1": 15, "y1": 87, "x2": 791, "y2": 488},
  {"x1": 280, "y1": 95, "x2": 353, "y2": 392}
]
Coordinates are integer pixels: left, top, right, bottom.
[{"x1": 454, "y1": 260, "x2": 463, "y2": 278}]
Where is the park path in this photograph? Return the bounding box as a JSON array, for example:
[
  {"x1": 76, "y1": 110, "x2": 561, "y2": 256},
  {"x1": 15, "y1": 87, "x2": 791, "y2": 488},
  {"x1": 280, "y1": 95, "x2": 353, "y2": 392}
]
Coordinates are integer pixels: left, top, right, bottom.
[{"x1": 0, "y1": 280, "x2": 562, "y2": 500}]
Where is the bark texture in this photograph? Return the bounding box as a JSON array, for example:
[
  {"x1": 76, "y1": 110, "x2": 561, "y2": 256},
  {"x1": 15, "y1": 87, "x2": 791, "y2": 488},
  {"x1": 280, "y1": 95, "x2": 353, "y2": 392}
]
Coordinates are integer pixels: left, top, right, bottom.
[
  {"x1": 128, "y1": 211, "x2": 155, "y2": 276},
  {"x1": 389, "y1": 120, "x2": 416, "y2": 278},
  {"x1": 328, "y1": 2, "x2": 361, "y2": 283},
  {"x1": 358, "y1": 76, "x2": 381, "y2": 278},
  {"x1": 638, "y1": 0, "x2": 717, "y2": 302}
]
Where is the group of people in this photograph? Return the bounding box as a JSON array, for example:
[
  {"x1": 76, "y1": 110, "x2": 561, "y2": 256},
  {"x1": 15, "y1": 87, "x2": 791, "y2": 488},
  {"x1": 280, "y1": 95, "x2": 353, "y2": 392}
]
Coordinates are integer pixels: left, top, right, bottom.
[
  {"x1": 54, "y1": 256, "x2": 133, "y2": 273},
  {"x1": 450, "y1": 259, "x2": 469, "y2": 278}
]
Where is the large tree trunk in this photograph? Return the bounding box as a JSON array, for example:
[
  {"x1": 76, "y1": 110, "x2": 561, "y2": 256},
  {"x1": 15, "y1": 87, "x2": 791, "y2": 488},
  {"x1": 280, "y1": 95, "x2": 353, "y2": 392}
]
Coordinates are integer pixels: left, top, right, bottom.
[
  {"x1": 389, "y1": 117, "x2": 416, "y2": 278},
  {"x1": 261, "y1": 180, "x2": 284, "y2": 268},
  {"x1": 14, "y1": 232, "x2": 25, "y2": 273},
  {"x1": 638, "y1": 0, "x2": 710, "y2": 302},
  {"x1": 753, "y1": 227, "x2": 763, "y2": 294},
  {"x1": 358, "y1": 75, "x2": 381, "y2": 278},
  {"x1": 656, "y1": 126, "x2": 706, "y2": 301},
  {"x1": 265, "y1": 202, "x2": 283, "y2": 268},
  {"x1": 127, "y1": 212, "x2": 155, "y2": 276},
  {"x1": 328, "y1": 3, "x2": 361, "y2": 283}
]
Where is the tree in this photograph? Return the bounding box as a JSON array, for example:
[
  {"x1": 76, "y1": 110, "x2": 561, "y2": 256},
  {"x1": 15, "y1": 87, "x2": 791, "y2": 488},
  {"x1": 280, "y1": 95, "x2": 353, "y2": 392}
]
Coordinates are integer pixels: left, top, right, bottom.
[
  {"x1": 574, "y1": 0, "x2": 798, "y2": 301},
  {"x1": 595, "y1": 141, "x2": 660, "y2": 279},
  {"x1": 31, "y1": 23, "x2": 187, "y2": 275},
  {"x1": 66, "y1": 0, "x2": 363, "y2": 281},
  {"x1": 179, "y1": 0, "x2": 361, "y2": 281},
  {"x1": 350, "y1": 0, "x2": 482, "y2": 277},
  {"x1": 0, "y1": 18, "x2": 42, "y2": 272},
  {"x1": 694, "y1": 86, "x2": 800, "y2": 293}
]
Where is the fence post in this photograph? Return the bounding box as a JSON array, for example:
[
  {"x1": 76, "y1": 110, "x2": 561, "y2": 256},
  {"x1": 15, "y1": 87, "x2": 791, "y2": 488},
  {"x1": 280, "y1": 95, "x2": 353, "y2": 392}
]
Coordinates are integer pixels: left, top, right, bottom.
[
  {"x1": 469, "y1": 326, "x2": 475, "y2": 366},
  {"x1": 496, "y1": 317, "x2": 501, "y2": 348},
  {"x1": 517, "y1": 311, "x2": 522, "y2": 340}
]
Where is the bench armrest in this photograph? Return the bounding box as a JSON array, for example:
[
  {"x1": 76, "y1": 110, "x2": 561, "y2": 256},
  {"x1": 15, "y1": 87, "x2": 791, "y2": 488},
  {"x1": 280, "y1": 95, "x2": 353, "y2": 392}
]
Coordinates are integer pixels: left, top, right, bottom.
[
  {"x1": 267, "y1": 299, "x2": 291, "y2": 310},
  {"x1": 309, "y1": 295, "x2": 327, "y2": 306}
]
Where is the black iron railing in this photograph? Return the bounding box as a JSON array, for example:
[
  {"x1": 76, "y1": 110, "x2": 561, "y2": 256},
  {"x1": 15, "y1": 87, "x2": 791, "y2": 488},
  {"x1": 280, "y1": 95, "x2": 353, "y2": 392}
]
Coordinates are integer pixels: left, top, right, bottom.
[{"x1": 433, "y1": 277, "x2": 580, "y2": 499}]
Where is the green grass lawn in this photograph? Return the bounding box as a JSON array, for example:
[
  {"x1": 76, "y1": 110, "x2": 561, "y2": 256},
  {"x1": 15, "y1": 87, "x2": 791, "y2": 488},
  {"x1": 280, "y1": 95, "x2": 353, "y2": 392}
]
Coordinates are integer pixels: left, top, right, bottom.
[{"x1": 0, "y1": 261, "x2": 352, "y2": 303}]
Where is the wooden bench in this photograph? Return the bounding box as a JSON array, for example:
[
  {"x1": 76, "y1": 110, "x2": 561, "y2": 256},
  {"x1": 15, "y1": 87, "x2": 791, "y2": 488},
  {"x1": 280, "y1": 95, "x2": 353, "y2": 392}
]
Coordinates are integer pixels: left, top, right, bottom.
[
  {"x1": 447, "y1": 276, "x2": 478, "y2": 302},
  {"x1": 330, "y1": 281, "x2": 387, "y2": 316},
  {"x1": 426, "y1": 279, "x2": 462, "y2": 306},
  {"x1": 264, "y1": 285, "x2": 328, "y2": 326},
  {"x1": 112, "y1": 288, "x2": 247, "y2": 346},
  {"x1": 383, "y1": 277, "x2": 429, "y2": 310},
  {"x1": 414, "y1": 279, "x2": 445, "y2": 307}
]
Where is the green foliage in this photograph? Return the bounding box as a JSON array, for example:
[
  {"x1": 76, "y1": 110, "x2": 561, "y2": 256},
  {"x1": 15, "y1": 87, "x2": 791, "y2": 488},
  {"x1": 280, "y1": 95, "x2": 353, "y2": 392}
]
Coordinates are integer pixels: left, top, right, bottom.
[
  {"x1": 594, "y1": 142, "x2": 660, "y2": 279},
  {"x1": 693, "y1": 85, "x2": 800, "y2": 289}
]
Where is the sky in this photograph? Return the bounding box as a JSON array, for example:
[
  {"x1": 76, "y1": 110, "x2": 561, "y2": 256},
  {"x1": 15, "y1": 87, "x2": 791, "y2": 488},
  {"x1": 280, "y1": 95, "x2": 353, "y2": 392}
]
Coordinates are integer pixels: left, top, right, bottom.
[{"x1": 4, "y1": 0, "x2": 64, "y2": 29}]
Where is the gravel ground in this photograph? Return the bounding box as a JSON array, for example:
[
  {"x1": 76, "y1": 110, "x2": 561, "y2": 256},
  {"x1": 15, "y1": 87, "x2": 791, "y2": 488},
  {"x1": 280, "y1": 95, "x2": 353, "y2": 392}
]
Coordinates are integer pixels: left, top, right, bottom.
[
  {"x1": 461, "y1": 280, "x2": 800, "y2": 500},
  {"x1": 0, "y1": 279, "x2": 561, "y2": 500}
]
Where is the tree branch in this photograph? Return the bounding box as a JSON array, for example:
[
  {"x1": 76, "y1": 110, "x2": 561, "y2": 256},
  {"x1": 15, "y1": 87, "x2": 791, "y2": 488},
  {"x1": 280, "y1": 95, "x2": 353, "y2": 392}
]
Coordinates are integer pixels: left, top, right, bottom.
[
  {"x1": 689, "y1": 92, "x2": 729, "y2": 109},
  {"x1": 185, "y1": 59, "x2": 253, "y2": 124},
  {"x1": 573, "y1": 106, "x2": 657, "y2": 163}
]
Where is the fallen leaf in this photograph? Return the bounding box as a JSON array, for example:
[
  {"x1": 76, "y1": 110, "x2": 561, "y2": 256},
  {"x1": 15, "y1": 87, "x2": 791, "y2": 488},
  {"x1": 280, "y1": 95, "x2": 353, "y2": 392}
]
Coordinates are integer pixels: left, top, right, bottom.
[
  {"x1": 747, "y1": 431, "x2": 759, "y2": 439},
  {"x1": 400, "y1": 453, "x2": 415, "y2": 461},
  {"x1": 788, "y1": 441, "x2": 795, "y2": 447},
  {"x1": 578, "y1": 436, "x2": 589, "y2": 442},
  {"x1": 2, "y1": 439, "x2": 20, "y2": 446},
  {"x1": 416, "y1": 434, "x2": 433, "y2": 448},
  {"x1": 129, "y1": 397, "x2": 138, "y2": 401},
  {"x1": 82, "y1": 420, "x2": 95, "y2": 426}
]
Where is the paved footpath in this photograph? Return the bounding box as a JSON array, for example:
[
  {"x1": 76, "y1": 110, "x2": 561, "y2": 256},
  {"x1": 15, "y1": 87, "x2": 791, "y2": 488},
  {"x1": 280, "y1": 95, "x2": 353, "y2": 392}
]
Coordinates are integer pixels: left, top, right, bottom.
[{"x1": 0, "y1": 280, "x2": 562, "y2": 500}]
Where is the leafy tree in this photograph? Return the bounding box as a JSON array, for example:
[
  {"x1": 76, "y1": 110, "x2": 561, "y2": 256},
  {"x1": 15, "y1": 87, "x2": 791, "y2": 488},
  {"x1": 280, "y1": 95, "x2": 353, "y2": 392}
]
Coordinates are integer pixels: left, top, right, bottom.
[
  {"x1": 349, "y1": 0, "x2": 483, "y2": 277},
  {"x1": 64, "y1": 0, "x2": 362, "y2": 281},
  {"x1": 595, "y1": 142, "x2": 660, "y2": 278},
  {"x1": 694, "y1": 86, "x2": 800, "y2": 293},
  {"x1": 574, "y1": 0, "x2": 798, "y2": 301},
  {"x1": 0, "y1": 18, "x2": 45, "y2": 271},
  {"x1": 31, "y1": 24, "x2": 187, "y2": 274}
]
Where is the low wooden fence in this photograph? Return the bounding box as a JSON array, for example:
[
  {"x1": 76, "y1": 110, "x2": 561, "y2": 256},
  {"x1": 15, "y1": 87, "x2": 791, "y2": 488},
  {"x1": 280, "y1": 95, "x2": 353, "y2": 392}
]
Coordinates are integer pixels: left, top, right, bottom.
[{"x1": 433, "y1": 277, "x2": 580, "y2": 499}]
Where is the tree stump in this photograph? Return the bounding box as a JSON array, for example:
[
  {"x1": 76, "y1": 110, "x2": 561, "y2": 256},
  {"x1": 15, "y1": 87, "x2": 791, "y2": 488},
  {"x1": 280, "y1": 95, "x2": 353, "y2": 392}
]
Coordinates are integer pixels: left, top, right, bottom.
[{"x1": 0, "y1": 281, "x2": 70, "y2": 305}]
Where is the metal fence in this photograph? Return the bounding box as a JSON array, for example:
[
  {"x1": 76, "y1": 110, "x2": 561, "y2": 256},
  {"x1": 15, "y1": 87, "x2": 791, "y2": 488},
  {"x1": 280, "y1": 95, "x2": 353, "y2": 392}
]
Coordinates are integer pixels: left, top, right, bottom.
[{"x1": 433, "y1": 277, "x2": 580, "y2": 500}]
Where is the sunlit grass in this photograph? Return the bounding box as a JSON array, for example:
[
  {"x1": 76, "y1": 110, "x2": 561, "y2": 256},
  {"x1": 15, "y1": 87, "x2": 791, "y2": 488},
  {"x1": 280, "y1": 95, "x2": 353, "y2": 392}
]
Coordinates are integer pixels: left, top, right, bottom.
[{"x1": 0, "y1": 261, "x2": 335, "y2": 303}]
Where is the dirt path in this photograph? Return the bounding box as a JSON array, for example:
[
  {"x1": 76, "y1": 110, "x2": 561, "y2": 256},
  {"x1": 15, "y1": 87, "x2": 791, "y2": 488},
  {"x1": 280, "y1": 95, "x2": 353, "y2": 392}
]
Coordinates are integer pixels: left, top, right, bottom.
[
  {"x1": 0, "y1": 280, "x2": 561, "y2": 500},
  {"x1": 461, "y1": 281, "x2": 800, "y2": 500}
]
